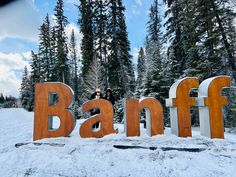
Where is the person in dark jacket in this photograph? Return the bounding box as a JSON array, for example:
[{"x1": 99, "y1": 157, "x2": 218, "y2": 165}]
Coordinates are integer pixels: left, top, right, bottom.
[
  {"x1": 90, "y1": 88, "x2": 103, "y2": 129},
  {"x1": 105, "y1": 88, "x2": 115, "y2": 112}
]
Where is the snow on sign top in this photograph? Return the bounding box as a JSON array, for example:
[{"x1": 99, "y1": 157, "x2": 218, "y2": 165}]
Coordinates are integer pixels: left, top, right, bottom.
[{"x1": 33, "y1": 75, "x2": 231, "y2": 141}]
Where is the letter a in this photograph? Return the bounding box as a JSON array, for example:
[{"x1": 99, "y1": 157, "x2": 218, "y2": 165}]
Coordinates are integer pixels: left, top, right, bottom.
[
  {"x1": 198, "y1": 76, "x2": 231, "y2": 139},
  {"x1": 166, "y1": 77, "x2": 199, "y2": 137},
  {"x1": 80, "y1": 99, "x2": 118, "y2": 138},
  {"x1": 34, "y1": 83, "x2": 75, "y2": 141}
]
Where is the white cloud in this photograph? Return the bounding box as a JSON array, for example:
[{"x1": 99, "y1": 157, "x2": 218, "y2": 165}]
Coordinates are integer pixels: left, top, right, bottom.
[
  {"x1": 0, "y1": 0, "x2": 41, "y2": 42},
  {"x1": 135, "y1": 0, "x2": 143, "y2": 6},
  {"x1": 0, "y1": 52, "x2": 30, "y2": 97},
  {"x1": 130, "y1": 0, "x2": 144, "y2": 15}
]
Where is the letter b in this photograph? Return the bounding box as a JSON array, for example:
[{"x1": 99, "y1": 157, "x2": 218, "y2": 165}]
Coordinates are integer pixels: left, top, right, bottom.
[{"x1": 34, "y1": 83, "x2": 75, "y2": 141}]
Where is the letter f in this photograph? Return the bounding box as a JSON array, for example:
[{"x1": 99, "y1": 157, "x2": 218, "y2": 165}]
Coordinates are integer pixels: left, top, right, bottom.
[
  {"x1": 198, "y1": 76, "x2": 231, "y2": 139},
  {"x1": 166, "y1": 77, "x2": 199, "y2": 137}
]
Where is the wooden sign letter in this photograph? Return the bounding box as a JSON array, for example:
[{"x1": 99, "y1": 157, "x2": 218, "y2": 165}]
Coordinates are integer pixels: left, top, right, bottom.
[
  {"x1": 125, "y1": 98, "x2": 163, "y2": 137},
  {"x1": 80, "y1": 99, "x2": 118, "y2": 138},
  {"x1": 166, "y1": 77, "x2": 199, "y2": 137},
  {"x1": 34, "y1": 82, "x2": 75, "y2": 141},
  {"x1": 198, "y1": 76, "x2": 231, "y2": 139}
]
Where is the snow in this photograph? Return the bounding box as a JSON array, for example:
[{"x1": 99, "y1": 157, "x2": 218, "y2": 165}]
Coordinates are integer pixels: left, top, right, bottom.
[{"x1": 0, "y1": 108, "x2": 236, "y2": 177}]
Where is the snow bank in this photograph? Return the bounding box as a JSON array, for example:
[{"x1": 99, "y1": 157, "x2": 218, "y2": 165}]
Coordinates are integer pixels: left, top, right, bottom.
[{"x1": 0, "y1": 108, "x2": 236, "y2": 177}]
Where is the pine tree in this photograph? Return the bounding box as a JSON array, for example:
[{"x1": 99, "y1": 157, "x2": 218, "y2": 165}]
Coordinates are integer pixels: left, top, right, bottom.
[
  {"x1": 78, "y1": 0, "x2": 96, "y2": 101},
  {"x1": 68, "y1": 29, "x2": 79, "y2": 102},
  {"x1": 28, "y1": 50, "x2": 40, "y2": 111},
  {"x1": 30, "y1": 51, "x2": 40, "y2": 84},
  {"x1": 164, "y1": 0, "x2": 236, "y2": 81},
  {"x1": 50, "y1": 26, "x2": 58, "y2": 81},
  {"x1": 78, "y1": 0, "x2": 94, "y2": 82},
  {"x1": 38, "y1": 14, "x2": 53, "y2": 82},
  {"x1": 142, "y1": 0, "x2": 165, "y2": 101},
  {"x1": 93, "y1": 0, "x2": 109, "y2": 90},
  {"x1": 83, "y1": 54, "x2": 104, "y2": 99},
  {"x1": 164, "y1": 0, "x2": 236, "y2": 125},
  {"x1": 164, "y1": 0, "x2": 187, "y2": 81},
  {"x1": 135, "y1": 47, "x2": 146, "y2": 98},
  {"x1": 54, "y1": 0, "x2": 70, "y2": 85},
  {"x1": 107, "y1": 0, "x2": 135, "y2": 98},
  {"x1": 20, "y1": 66, "x2": 32, "y2": 111},
  {"x1": 0, "y1": 93, "x2": 4, "y2": 104}
]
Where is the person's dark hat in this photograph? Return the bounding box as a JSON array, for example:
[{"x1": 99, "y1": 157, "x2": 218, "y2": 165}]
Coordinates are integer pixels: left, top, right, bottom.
[
  {"x1": 106, "y1": 88, "x2": 113, "y2": 95},
  {"x1": 106, "y1": 88, "x2": 112, "y2": 92}
]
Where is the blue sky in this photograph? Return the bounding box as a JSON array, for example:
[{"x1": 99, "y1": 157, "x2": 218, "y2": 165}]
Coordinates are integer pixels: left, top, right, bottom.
[{"x1": 0, "y1": 0, "x2": 164, "y2": 97}]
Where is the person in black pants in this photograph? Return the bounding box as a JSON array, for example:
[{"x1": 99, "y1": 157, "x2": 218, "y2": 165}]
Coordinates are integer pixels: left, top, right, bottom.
[
  {"x1": 90, "y1": 88, "x2": 103, "y2": 129},
  {"x1": 105, "y1": 88, "x2": 115, "y2": 112}
]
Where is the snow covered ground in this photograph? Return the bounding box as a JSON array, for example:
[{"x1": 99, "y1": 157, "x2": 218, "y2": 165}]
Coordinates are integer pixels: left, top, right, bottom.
[{"x1": 0, "y1": 108, "x2": 236, "y2": 177}]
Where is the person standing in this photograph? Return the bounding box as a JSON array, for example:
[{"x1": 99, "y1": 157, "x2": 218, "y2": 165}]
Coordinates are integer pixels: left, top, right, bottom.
[
  {"x1": 105, "y1": 88, "x2": 115, "y2": 112},
  {"x1": 90, "y1": 88, "x2": 103, "y2": 129}
]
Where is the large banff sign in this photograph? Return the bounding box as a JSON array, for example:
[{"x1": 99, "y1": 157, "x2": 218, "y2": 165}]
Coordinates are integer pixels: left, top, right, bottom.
[{"x1": 34, "y1": 75, "x2": 231, "y2": 141}]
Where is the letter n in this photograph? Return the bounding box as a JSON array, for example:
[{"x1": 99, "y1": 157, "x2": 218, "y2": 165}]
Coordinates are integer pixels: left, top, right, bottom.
[
  {"x1": 80, "y1": 99, "x2": 118, "y2": 138},
  {"x1": 34, "y1": 83, "x2": 75, "y2": 141},
  {"x1": 166, "y1": 77, "x2": 199, "y2": 137},
  {"x1": 125, "y1": 98, "x2": 163, "y2": 137},
  {"x1": 198, "y1": 76, "x2": 231, "y2": 139}
]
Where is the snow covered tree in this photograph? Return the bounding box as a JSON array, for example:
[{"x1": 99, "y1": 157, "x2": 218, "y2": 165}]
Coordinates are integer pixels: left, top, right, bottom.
[
  {"x1": 164, "y1": 0, "x2": 187, "y2": 81},
  {"x1": 83, "y1": 54, "x2": 104, "y2": 99},
  {"x1": 27, "y1": 51, "x2": 41, "y2": 111},
  {"x1": 164, "y1": 0, "x2": 236, "y2": 125},
  {"x1": 78, "y1": 0, "x2": 97, "y2": 102},
  {"x1": 38, "y1": 14, "x2": 53, "y2": 82},
  {"x1": 54, "y1": 0, "x2": 70, "y2": 85},
  {"x1": 78, "y1": 0, "x2": 135, "y2": 101},
  {"x1": 142, "y1": 0, "x2": 166, "y2": 101},
  {"x1": 50, "y1": 26, "x2": 58, "y2": 81},
  {"x1": 0, "y1": 93, "x2": 4, "y2": 104},
  {"x1": 93, "y1": 0, "x2": 109, "y2": 90},
  {"x1": 107, "y1": 0, "x2": 135, "y2": 98},
  {"x1": 78, "y1": 0, "x2": 94, "y2": 83},
  {"x1": 20, "y1": 66, "x2": 33, "y2": 111},
  {"x1": 69, "y1": 29, "x2": 79, "y2": 103},
  {"x1": 135, "y1": 47, "x2": 146, "y2": 98}
]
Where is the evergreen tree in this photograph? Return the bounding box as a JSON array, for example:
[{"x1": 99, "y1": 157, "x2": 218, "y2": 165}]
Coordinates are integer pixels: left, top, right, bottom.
[
  {"x1": 30, "y1": 51, "x2": 40, "y2": 84},
  {"x1": 164, "y1": 0, "x2": 187, "y2": 81},
  {"x1": 83, "y1": 54, "x2": 104, "y2": 99},
  {"x1": 50, "y1": 26, "x2": 58, "y2": 81},
  {"x1": 135, "y1": 47, "x2": 146, "y2": 98},
  {"x1": 164, "y1": 0, "x2": 236, "y2": 81},
  {"x1": 143, "y1": 0, "x2": 165, "y2": 102},
  {"x1": 28, "y1": 51, "x2": 40, "y2": 111},
  {"x1": 107, "y1": 0, "x2": 135, "y2": 98},
  {"x1": 0, "y1": 93, "x2": 4, "y2": 104},
  {"x1": 3, "y1": 95, "x2": 17, "y2": 108},
  {"x1": 38, "y1": 14, "x2": 53, "y2": 82},
  {"x1": 78, "y1": 0, "x2": 94, "y2": 82},
  {"x1": 68, "y1": 29, "x2": 79, "y2": 102},
  {"x1": 164, "y1": 0, "x2": 236, "y2": 125},
  {"x1": 93, "y1": 0, "x2": 109, "y2": 90},
  {"x1": 78, "y1": 0, "x2": 95, "y2": 101},
  {"x1": 68, "y1": 29, "x2": 80, "y2": 118},
  {"x1": 20, "y1": 66, "x2": 32, "y2": 111},
  {"x1": 54, "y1": 0, "x2": 70, "y2": 85}
]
